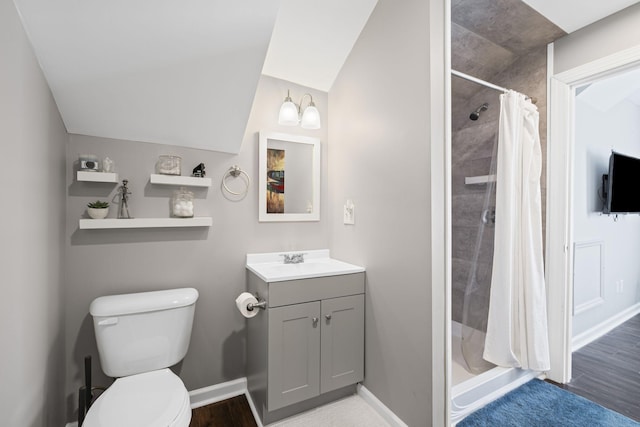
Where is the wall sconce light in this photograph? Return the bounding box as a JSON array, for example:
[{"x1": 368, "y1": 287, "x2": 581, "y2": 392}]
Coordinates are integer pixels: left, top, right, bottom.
[{"x1": 278, "y1": 90, "x2": 321, "y2": 130}]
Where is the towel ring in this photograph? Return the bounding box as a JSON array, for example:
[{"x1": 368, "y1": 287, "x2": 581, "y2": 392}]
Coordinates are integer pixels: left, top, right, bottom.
[{"x1": 222, "y1": 165, "x2": 250, "y2": 196}]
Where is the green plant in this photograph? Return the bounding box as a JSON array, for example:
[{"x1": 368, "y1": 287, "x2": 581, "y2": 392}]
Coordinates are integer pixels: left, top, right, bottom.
[{"x1": 87, "y1": 200, "x2": 109, "y2": 209}]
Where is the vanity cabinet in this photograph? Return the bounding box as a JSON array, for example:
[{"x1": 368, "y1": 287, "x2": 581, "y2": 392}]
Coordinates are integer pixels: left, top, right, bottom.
[
  {"x1": 268, "y1": 301, "x2": 320, "y2": 410},
  {"x1": 246, "y1": 270, "x2": 365, "y2": 424},
  {"x1": 268, "y1": 294, "x2": 364, "y2": 411}
]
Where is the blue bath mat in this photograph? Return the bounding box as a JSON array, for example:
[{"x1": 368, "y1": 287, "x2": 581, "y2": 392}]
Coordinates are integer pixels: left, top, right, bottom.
[{"x1": 458, "y1": 379, "x2": 639, "y2": 426}]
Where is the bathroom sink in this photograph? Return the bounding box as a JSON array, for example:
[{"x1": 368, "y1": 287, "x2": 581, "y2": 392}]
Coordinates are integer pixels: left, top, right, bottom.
[{"x1": 246, "y1": 249, "x2": 364, "y2": 282}]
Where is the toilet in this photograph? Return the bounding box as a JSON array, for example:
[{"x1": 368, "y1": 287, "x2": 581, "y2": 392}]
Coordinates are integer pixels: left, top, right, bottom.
[{"x1": 83, "y1": 288, "x2": 199, "y2": 427}]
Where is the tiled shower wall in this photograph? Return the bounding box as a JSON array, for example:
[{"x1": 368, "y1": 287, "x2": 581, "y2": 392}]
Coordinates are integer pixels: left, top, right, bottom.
[{"x1": 451, "y1": 46, "x2": 550, "y2": 325}]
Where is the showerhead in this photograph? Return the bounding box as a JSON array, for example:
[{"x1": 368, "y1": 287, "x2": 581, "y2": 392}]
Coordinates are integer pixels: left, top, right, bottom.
[{"x1": 469, "y1": 103, "x2": 489, "y2": 121}]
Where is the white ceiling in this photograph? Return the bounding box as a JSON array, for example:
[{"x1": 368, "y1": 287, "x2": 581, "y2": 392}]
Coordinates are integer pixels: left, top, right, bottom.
[
  {"x1": 261, "y1": 0, "x2": 378, "y2": 92},
  {"x1": 13, "y1": 0, "x2": 280, "y2": 154},
  {"x1": 11, "y1": 0, "x2": 640, "y2": 153},
  {"x1": 265, "y1": 0, "x2": 640, "y2": 90},
  {"x1": 522, "y1": 0, "x2": 640, "y2": 33},
  {"x1": 577, "y1": 66, "x2": 640, "y2": 111}
]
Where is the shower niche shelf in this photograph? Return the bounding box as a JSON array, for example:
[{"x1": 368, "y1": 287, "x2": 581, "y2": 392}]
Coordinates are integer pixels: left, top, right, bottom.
[
  {"x1": 465, "y1": 174, "x2": 496, "y2": 185},
  {"x1": 149, "y1": 174, "x2": 211, "y2": 187},
  {"x1": 79, "y1": 217, "x2": 212, "y2": 229},
  {"x1": 77, "y1": 171, "x2": 119, "y2": 183}
]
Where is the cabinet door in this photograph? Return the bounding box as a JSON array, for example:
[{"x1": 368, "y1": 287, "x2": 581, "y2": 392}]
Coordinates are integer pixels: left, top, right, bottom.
[
  {"x1": 320, "y1": 294, "x2": 365, "y2": 394},
  {"x1": 268, "y1": 301, "x2": 321, "y2": 411}
]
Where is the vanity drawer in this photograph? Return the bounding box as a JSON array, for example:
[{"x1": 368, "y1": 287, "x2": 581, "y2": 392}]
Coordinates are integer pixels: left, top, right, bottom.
[{"x1": 268, "y1": 272, "x2": 364, "y2": 307}]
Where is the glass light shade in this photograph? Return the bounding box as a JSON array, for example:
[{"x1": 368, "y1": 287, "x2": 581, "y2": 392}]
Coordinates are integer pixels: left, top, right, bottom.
[
  {"x1": 278, "y1": 101, "x2": 299, "y2": 126},
  {"x1": 300, "y1": 105, "x2": 321, "y2": 129}
]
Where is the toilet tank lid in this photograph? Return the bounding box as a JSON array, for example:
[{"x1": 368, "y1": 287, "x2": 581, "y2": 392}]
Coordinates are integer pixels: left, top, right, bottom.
[{"x1": 90, "y1": 288, "x2": 199, "y2": 317}]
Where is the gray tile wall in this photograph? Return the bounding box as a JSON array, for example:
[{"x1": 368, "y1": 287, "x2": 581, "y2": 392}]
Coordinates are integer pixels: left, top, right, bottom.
[{"x1": 451, "y1": 47, "x2": 549, "y2": 326}]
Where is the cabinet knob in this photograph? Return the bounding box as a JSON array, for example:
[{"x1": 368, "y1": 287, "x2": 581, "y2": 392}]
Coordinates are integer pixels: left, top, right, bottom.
[
  {"x1": 325, "y1": 314, "x2": 332, "y2": 321},
  {"x1": 312, "y1": 317, "x2": 318, "y2": 326}
]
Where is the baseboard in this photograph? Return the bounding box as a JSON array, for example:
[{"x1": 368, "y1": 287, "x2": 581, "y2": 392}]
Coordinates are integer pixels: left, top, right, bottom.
[
  {"x1": 189, "y1": 377, "x2": 247, "y2": 409},
  {"x1": 73, "y1": 378, "x2": 404, "y2": 427},
  {"x1": 244, "y1": 390, "x2": 264, "y2": 427},
  {"x1": 357, "y1": 384, "x2": 408, "y2": 427},
  {"x1": 572, "y1": 302, "x2": 640, "y2": 351},
  {"x1": 64, "y1": 379, "x2": 248, "y2": 426}
]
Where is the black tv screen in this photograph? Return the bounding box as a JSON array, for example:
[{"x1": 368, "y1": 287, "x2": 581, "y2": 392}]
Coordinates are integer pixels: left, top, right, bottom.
[{"x1": 604, "y1": 151, "x2": 640, "y2": 214}]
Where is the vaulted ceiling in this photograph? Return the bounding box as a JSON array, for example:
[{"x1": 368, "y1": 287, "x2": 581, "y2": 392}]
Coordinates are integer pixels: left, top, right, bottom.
[{"x1": 13, "y1": 0, "x2": 280, "y2": 154}]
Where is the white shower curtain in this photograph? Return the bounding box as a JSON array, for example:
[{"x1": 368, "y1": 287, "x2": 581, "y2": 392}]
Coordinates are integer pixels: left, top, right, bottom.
[{"x1": 483, "y1": 90, "x2": 550, "y2": 371}]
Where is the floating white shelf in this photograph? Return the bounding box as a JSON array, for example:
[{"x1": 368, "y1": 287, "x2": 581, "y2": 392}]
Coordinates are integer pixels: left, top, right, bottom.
[
  {"x1": 79, "y1": 217, "x2": 212, "y2": 230},
  {"x1": 77, "y1": 171, "x2": 119, "y2": 183},
  {"x1": 465, "y1": 174, "x2": 496, "y2": 185},
  {"x1": 150, "y1": 174, "x2": 211, "y2": 187}
]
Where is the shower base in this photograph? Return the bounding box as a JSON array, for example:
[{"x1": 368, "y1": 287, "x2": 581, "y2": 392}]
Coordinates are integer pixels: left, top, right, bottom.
[{"x1": 451, "y1": 321, "x2": 540, "y2": 424}]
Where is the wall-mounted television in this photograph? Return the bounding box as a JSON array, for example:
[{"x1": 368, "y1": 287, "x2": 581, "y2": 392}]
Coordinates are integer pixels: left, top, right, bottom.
[{"x1": 603, "y1": 151, "x2": 640, "y2": 214}]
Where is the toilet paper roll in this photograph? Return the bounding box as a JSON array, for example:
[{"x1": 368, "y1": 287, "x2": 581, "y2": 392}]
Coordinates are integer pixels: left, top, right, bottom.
[{"x1": 235, "y1": 292, "x2": 259, "y2": 318}]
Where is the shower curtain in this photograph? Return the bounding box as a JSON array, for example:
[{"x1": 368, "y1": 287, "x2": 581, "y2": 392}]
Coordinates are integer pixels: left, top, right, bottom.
[{"x1": 483, "y1": 90, "x2": 550, "y2": 371}]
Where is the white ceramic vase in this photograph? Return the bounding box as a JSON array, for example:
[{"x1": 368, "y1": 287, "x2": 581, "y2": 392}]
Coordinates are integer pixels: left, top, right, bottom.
[{"x1": 88, "y1": 207, "x2": 109, "y2": 219}]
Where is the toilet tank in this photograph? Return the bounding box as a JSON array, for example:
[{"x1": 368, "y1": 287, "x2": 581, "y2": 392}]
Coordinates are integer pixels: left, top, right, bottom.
[{"x1": 89, "y1": 288, "x2": 199, "y2": 377}]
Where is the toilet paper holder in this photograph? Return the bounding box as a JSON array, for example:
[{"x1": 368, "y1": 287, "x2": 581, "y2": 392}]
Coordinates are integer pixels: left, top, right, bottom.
[{"x1": 247, "y1": 297, "x2": 267, "y2": 311}]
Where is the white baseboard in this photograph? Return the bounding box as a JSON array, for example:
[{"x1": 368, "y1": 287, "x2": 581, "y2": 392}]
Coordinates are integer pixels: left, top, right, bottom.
[
  {"x1": 572, "y1": 302, "x2": 640, "y2": 351},
  {"x1": 189, "y1": 377, "x2": 247, "y2": 409},
  {"x1": 70, "y1": 378, "x2": 404, "y2": 427},
  {"x1": 244, "y1": 390, "x2": 264, "y2": 427},
  {"x1": 65, "y1": 379, "x2": 248, "y2": 426},
  {"x1": 357, "y1": 384, "x2": 408, "y2": 427}
]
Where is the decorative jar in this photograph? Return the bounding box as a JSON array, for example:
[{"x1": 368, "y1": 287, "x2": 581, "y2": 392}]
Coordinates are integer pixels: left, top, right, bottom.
[
  {"x1": 171, "y1": 187, "x2": 194, "y2": 218},
  {"x1": 156, "y1": 155, "x2": 182, "y2": 175}
]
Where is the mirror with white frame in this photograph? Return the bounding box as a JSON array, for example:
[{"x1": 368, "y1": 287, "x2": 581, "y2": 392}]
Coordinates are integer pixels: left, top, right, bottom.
[{"x1": 258, "y1": 131, "x2": 320, "y2": 222}]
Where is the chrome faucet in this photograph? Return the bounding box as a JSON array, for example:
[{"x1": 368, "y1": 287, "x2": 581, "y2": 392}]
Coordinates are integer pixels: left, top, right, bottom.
[{"x1": 282, "y1": 253, "x2": 306, "y2": 264}]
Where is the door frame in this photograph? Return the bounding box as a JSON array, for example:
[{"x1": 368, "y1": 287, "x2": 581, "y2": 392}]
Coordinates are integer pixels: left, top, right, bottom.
[{"x1": 546, "y1": 43, "x2": 640, "y2": 383}]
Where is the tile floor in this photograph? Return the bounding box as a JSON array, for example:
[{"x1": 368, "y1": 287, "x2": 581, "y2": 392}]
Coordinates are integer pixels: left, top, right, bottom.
[{"x1": 267, "y1": 395, "x2": 390, "y2": 427}]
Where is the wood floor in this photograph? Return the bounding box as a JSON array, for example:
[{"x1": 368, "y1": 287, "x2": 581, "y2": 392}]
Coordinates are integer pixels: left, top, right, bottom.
[
  {"x1": 548, "y1": 314, "x2": 640, "y2": 422},
  {"x1": 190, "y1": 394, "x2": 257, "y2": 427}
]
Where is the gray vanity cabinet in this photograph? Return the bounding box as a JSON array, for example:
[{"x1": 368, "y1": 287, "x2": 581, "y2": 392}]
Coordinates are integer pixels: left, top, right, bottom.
[
  {"x1": 320, "y1": 294, "x2": 365, "y2": 394},
  {"x1": 268, "y1": 294, "x2": 365, "y2": 411},
  {"x1": 246, "y1": 271, "x2": 365, "y2": 423},
  {"x1": 268, "y1": 301, "x2": 321, "y2": 410}
]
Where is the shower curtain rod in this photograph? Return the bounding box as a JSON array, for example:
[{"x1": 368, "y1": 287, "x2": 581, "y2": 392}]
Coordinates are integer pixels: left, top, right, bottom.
[
  {"x1": 451, "y1": 69, "x2": 536, "y2": 103},
  {"x1": 451, "y1": 69, "x2": 508, "y2": 92}
]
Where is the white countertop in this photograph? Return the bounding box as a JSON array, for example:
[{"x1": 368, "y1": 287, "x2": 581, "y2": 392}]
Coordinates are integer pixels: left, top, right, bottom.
[{"x1": 246, "y1": 249, "x2": 365, "y2": 282}]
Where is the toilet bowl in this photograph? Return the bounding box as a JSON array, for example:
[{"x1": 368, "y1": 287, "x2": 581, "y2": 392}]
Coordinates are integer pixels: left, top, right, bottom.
[
  {"x1": 84, "y1": 288, "x2": 198, "y2": 427},
  {"x1": 83, "y1": 369, "x2": 191, "y2": 427}
]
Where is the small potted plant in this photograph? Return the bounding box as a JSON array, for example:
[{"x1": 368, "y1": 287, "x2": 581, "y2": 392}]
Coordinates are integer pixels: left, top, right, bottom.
[{"x1": 87, "y1": 200, "x2": 110, "y2": 219}]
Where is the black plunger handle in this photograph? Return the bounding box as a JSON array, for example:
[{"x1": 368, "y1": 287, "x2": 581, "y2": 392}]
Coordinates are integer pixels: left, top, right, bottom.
[
  {"x1": 84, "y1": 356, "x2": 92, "y2": 408},
  {"x1": 78, "y1": 387, "x2": 86, "y2": 425}
]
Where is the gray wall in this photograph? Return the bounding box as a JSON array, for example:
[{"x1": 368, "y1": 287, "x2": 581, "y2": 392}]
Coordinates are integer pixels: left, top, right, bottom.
[
  {"x1": 328, "y1": 0, "x2": 432, "y2": 424},
  {"x1": 552, "y1": 1, "x2": 640, "y2": 334},
  {"x1": 63, "y1": 75, "x2": 328, "y2": 422},
  {"x1": 553, "y1": 3, "x2": 640, "y2": 74},
  {"x1": 0, "y1": 0, "x2": 68, "y2": 425},
  {"x1": 572, "y1": 97, "x2": 640, "y2": 336}
]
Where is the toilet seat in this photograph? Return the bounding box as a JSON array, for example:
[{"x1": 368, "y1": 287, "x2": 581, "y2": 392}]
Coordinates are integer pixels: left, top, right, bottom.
[{"x1": 83, "y1": 368, "x2": 191, "y2": 427}]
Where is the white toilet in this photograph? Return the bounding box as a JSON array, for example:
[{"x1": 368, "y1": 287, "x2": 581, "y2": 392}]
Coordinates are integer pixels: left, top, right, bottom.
[{"x1": 83, "y1": 288, "x2": 199, "y2": 427}]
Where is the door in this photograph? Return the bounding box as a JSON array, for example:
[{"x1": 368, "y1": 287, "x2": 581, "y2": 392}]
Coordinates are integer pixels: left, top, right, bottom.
[
  {"x1": 268, "y1": 301, "x2": 321, "y2": 411},
  {"x1": 320, "y1": 294, "x2": 365, "y2": 393}
]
